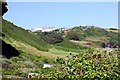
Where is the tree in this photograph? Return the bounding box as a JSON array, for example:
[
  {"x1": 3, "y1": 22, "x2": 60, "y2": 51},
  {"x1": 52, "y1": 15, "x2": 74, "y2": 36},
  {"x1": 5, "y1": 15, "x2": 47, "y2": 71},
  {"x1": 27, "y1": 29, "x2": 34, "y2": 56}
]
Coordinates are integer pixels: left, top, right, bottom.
[
  {"x1": 66, "y1": 31, "x2": 79, "y2": 41},
  {"x1": 41, "y1": 32, "x2": 64, "y2": 44}
]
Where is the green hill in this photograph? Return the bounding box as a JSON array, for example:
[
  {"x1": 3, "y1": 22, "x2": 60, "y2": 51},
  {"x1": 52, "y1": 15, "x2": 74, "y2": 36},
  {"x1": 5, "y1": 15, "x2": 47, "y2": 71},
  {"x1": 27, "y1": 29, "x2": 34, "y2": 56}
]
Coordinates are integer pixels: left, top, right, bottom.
[
  {"x1": 1, "y1": 19, "x2": 119, "y2": 57},
  {"x1": 1, "y1": 19, "x2": 120, "y2": 79},
  {"x1": 1, "y1": 1, "x2": 119, "y2": 79},
  {"x1": 1, "y1": 19, "x2": 82, "y2": 59},
  {"x1": 2, "y1": 19, "x2": 50, "y2": 51},
  {"x1": 64, "y1": 26, "x2": 119, "y2": 48}
]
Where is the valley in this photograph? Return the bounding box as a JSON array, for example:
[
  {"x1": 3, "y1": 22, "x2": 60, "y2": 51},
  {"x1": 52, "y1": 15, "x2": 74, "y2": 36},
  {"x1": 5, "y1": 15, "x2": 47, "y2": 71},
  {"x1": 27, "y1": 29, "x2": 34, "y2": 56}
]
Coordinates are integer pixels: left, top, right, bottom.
[
  {"x1": 0, "y1": 1, "x2": 120, "y2": 79},
  {"x1": 1, "y1": 19, "x2": 120, "y2": 79}
]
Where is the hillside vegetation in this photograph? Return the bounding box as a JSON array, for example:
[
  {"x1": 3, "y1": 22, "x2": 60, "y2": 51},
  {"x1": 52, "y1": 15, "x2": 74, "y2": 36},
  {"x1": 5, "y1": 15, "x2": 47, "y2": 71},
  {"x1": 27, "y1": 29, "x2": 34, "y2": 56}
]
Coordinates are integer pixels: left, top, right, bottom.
[
  {"x1": 1, "y1": 1, "x2": 120, "y2": 79},
  {"x1": 1, "y1": 19, "x2": 120, "y2": 79},
  {"x1": 65, "y1": 26, "x2": 119, "y2": 48},
  {"x1": 2, "y1": 19, "x2": 50, "y2": 51},
  {"x1": 69, "y1": 26, "x2": 118, "y2": 41}
]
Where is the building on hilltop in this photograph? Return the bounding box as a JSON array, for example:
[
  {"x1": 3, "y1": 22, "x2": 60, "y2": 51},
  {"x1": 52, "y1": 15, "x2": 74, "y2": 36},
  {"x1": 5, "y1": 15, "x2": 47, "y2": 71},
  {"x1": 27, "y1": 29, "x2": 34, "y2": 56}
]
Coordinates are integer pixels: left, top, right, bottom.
[{"x1": 31, "y1": 26, "x2": 56, "y2": 32}]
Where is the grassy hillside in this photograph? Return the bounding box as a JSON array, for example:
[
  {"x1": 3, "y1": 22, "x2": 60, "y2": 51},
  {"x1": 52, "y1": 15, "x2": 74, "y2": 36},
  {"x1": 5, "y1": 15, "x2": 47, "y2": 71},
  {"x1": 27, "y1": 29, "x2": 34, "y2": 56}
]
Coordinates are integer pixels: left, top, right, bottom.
[
  {"x1": 1, "y1": 1, "x2": 119, "y2": 79},
  {"x1": 65, "y1": 26, "x2": 119, "y2": 47},
  {"x1": 1, "y1": 19, "x2": 82, "y2": 65},
  {"x1": 1, "y1": 19, "x2": 119, "y2": 58},
  {"x1": 1, "y1": 19, "x2": 120, "y2": 79},
  {"x1": 2, "y1": 19, "x2": 50, "y2": 51}
]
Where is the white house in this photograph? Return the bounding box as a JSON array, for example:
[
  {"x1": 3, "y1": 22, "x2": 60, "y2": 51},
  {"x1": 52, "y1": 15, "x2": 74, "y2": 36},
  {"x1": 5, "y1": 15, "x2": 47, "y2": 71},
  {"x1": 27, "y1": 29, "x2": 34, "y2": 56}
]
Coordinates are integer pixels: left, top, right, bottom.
[{"x1": 31, "y1": 27, "x2": 56, "y2": 32}]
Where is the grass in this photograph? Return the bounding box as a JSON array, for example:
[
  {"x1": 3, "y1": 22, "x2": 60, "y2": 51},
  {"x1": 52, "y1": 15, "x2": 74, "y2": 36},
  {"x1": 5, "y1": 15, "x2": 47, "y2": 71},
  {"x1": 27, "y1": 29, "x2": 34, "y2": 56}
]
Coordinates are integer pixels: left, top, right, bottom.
[
  {"x1": 54, "y1": 39, "x2": 85, "y2": 51},
  {"x1": 107, "y1": 29, "x2": 120, "y2": 33},
  {"x1": 1, "y1": 45, "x2": 56, "y2": 78},
  {"x1": 48, "y1": 48, "x2": 78, "y2": 56},
  {"x1": 2, "y1": 19, "x2": 50, "y2": 51},
  {"x1": 1, "y1": 19, "x2": 85, "y2": 56},
  {"x1": 3, "y1": 37, "x2": 64, "y2": 59},
  {"x1": 1, "y1": 19, "x2": 120, "y2": 78}
]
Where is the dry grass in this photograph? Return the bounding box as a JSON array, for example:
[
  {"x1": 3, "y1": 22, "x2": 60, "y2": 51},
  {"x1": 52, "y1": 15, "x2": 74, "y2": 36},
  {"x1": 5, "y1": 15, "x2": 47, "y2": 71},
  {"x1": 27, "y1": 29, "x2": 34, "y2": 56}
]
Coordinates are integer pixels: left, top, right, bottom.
[
  {"x1": 70, "y1": 40, "x2": 99, "y2": 48},
  {"x1": 107, "y1": 30, "x2": 119, "y2": 33}
]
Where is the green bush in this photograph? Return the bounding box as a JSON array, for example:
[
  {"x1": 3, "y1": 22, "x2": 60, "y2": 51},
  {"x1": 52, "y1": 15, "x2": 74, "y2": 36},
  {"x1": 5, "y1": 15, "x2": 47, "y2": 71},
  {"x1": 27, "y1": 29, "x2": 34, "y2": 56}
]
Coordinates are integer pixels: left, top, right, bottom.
[
  {"x1": 49, "y1": 48, "x2": 120, "y2": 79},
  {"x1": 66, "y1": 31, "x2": 80, "y2": 40},
  {"x1": 41, "y1": 32, "x2": 64, "y2": 44}
]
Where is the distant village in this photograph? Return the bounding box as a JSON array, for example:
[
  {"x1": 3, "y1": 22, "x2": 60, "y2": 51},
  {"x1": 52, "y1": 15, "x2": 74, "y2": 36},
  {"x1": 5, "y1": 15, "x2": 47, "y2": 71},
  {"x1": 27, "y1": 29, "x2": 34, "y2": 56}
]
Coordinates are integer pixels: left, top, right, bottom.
[
  {"x1": 28, "y1": 26, "x2": 68, "y2": 32},
  {"x1": 28, "y1": 25, "x2": 119, "y2": 33}
]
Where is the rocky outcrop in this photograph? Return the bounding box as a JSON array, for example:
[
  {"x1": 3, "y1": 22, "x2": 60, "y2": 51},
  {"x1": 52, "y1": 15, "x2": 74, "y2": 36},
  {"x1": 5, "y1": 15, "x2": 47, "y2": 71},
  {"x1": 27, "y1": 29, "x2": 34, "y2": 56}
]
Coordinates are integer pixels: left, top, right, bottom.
[
  {"x1": 0, "y1": 0, "x2": 8, "y2": 16},
  {"x1": 0, "y1": 1, "x2": 20, "y2": 58}
]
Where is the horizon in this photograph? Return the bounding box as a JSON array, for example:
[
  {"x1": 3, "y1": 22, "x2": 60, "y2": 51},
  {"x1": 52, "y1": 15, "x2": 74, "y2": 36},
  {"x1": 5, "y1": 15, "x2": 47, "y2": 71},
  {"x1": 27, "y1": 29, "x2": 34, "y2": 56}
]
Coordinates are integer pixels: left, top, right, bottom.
[{"x1": 3, "y1": 2, "x2": 118, "y2": 29}]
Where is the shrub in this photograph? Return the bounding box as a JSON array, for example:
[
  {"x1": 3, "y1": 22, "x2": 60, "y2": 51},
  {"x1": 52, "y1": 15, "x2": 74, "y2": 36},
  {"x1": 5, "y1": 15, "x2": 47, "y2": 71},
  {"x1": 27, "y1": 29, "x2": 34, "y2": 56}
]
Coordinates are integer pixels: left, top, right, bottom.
[
  {"x1": 41, "y1": 32, "x2": 64, "y2": 44},
  {"x1": 48, "y1": 48, "x2": 120, "y2": 79},
  {"x1": 66, "y1": 31, "x2": 80, "y2": 40}
]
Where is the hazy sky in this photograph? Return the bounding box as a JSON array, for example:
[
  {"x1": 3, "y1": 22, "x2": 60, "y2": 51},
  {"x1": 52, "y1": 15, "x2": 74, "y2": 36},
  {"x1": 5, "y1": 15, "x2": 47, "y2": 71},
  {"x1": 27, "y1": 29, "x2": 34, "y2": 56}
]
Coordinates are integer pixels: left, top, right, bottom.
[{"x1": 4, "y1": 2, "x2": 118, "y2": 29}]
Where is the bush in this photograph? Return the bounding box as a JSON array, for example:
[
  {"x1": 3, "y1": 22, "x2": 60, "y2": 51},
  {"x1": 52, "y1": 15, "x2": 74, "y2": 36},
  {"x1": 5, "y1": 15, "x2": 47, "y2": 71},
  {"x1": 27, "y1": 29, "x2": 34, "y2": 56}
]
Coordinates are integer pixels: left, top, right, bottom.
[
  {"x1": 41, "y1": 32, "x2": 64, "y2": 44},
  {"x1": 109, "y1": 28, "x2": 118, "y2": 30},
  {"x1": 66, "y1": 31, "x2": 80, "y2": 40},
  {"x1": 48, "y1": 48, "x2": 120, "y2": 79}
]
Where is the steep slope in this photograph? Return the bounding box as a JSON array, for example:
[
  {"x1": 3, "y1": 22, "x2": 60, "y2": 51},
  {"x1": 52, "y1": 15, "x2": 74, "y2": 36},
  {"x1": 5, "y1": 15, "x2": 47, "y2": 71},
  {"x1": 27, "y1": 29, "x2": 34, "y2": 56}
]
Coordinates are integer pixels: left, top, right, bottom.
[
  {"x1": 2, "y1": 19, "x2": 50, "y2": 51},
  {"x1": 0, "y1": 0, "x2": 8, "y2": 16},
  {"x1": 1, "y1": 19, "x2": 56, "y2": 78},
  {"x1": 1, "y1": 19, "x2": 80, "y2": 59}
]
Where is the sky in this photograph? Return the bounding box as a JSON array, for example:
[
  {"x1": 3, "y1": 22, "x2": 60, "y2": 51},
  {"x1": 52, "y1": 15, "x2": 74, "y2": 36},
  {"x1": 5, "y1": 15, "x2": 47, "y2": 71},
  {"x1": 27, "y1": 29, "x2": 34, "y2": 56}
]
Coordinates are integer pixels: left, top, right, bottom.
[{"x1": 3, "y1": 2, "x2": 118, "y2": 29}]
